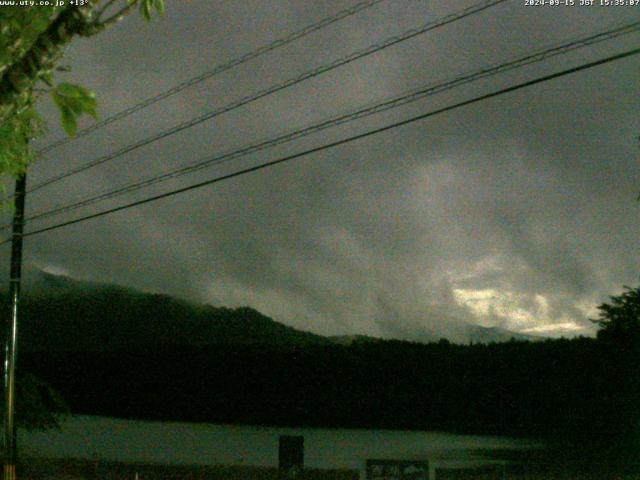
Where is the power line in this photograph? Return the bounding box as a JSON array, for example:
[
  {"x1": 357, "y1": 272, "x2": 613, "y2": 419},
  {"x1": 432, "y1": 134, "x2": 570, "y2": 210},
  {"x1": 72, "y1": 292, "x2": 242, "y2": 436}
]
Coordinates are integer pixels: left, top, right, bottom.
[
  {"x1": 17, "y1": 20, "x2": 640, "y2": 228},
  {"x1": 26, "y1": 0, "x2": 506, "y2": 195},
  {"x1": 34, "y1": 0, "x2": 386, "y2": 158},
  {"x1": 7, "y1": 46, "x2": 638, "y2": 245}
]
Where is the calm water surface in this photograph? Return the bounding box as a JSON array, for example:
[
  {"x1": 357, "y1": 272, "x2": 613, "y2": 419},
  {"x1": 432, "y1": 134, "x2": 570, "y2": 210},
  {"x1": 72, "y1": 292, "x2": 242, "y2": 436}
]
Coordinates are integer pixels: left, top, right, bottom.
[{"x1": 20, "y1": 415, "x2": 539, "y2": 471}]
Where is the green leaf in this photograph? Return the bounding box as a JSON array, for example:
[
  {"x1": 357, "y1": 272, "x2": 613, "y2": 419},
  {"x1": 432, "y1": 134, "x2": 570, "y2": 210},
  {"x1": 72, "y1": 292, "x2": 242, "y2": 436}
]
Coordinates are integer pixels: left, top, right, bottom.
[
  {"x1": 140, "y1": 0, "x2": 152, "y2": 21},
  {"x1": 0, "y1": 50, "x2": 10, "y2": 70},
  {"x1": 0, "y1": 105, "x2": 41, "y2": 179},
  {"x1": 154, "y1": 0, "x2": 165, "y2": 15},
  {"x1": 40, "y1": 70, "x2": 53, "y2": 87},
  {"x1": 51, "y1": 83, "x2": 98, "y2": 136},
  {"x1": 60, "y1": 106, "x2": 77, "y2": 137},
  {"x1": 82, "y1": 98, "x2": 98, "y2": 119},
  {"x1": 51, "y1": 90, "x2": 64, "y2": 110},
  {"x1": 55, "y1": 82, "x2": 94, "y2": 99}
]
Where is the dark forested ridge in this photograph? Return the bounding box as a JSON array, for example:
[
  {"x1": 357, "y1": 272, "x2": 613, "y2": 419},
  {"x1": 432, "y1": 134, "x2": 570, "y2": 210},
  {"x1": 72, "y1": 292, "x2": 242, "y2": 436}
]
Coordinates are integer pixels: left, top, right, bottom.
[
  {"x1": 21, "y1": 339, "x2": 634, "y2": 438},
  {"x1": 11, "y1": 271, "x2": 331, "y2": 352},
  {"x1": 8, "y1": 272, "x2": 640, "y2": 455}
]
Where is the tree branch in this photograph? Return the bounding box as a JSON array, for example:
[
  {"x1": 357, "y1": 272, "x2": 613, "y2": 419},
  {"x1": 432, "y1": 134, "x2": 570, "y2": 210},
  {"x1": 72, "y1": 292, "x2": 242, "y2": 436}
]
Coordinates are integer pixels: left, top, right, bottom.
[
  {"x1": 95, "y1": 0, "x2": 120, "y2": 20},
  {"x1": 0, "y1": 0, "x2": 140, "y2": 122},
  {"x1": 0, "y1": 6, "x2": 91, "y2": 119},
  {"x1": 98, "y1": 1, "x2": 139, "y2": 30}
]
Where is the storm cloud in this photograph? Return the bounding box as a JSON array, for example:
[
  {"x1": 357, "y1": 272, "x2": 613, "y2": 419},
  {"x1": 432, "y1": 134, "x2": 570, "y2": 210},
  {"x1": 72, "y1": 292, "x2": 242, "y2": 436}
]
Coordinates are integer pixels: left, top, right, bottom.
[{"x1": 4, "y1": 0, "x2": 639, "y2": 340}]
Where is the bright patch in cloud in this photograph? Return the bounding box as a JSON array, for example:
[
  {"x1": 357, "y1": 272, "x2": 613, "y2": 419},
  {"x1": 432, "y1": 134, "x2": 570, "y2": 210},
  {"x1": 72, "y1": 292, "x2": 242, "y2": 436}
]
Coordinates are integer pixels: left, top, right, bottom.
[
  {"x1": 452, "y1": 288, "x2": 542, "y2": 328},
  {"x1": 39, "y1": 264, "x2": 70, "y2": 276},
  {"x1": 451, "y1": 286, "x2": 594, "y2": 337},
  {"x1": 521, "y1": 322, "x2": 586, "y2": 335}
]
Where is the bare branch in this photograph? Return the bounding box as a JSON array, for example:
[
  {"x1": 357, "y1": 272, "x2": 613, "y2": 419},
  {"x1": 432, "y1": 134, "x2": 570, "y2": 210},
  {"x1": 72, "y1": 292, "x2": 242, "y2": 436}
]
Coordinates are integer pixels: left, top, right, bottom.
[
  {"x1": 95, "y1": 0, "x2": 120, "y2": 22},
  {"x1": 97, "y1": 0, "x2": 139, "y2": 30}
]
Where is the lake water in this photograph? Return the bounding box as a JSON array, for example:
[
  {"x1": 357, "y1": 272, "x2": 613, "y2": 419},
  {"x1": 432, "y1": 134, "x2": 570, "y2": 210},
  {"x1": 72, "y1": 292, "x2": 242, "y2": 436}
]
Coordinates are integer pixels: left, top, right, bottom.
[{"x1": 20, "y1": 415, "x2": 540, "y2": 475}]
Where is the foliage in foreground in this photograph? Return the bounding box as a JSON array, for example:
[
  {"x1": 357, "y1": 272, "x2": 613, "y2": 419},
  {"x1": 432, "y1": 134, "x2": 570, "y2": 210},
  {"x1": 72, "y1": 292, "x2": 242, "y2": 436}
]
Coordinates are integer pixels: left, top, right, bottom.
[{"x1": 0, "y1": 0, "x2": 164, "y2": 179}]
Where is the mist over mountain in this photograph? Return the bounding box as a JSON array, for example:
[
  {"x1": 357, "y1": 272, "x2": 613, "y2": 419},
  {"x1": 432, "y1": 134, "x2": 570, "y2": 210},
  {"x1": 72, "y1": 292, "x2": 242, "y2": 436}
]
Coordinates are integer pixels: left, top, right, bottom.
[
  {"x1": 10, "y1": 269, "x2": 538, "y2": 351},
  {"x1": 13, "y1": 269, "x2": 330, "y2": 352}
]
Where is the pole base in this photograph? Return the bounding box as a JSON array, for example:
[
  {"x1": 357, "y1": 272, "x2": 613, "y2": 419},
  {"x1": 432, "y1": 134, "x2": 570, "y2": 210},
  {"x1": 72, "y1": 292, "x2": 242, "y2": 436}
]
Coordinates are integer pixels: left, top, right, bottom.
[{"x1": 3, "y1": 464, "x2": 15, "y2": 480}]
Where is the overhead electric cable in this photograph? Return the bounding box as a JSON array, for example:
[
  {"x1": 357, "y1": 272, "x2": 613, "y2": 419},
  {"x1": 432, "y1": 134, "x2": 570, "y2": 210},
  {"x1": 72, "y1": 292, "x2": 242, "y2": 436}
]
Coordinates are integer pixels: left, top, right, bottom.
[
  {"x1": 27, "y1": 0, "x2": 506, "y2": 195},
  {"x1": 5, "y1": 45, "x2": 638, "y2": 244},
  {"x1": 16, "y1": 20, "x2": 640, "y2": 227},
  {"x1": 34, "y1": 0, "x2": 386, "y2": 157}
]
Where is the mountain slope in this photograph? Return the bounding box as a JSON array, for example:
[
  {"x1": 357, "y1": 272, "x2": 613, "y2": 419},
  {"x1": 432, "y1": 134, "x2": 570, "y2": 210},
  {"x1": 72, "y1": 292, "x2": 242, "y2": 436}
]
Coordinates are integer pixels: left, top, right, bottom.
[{"x1": 10, "y1": 270, "x2": 330, "y2": 352}]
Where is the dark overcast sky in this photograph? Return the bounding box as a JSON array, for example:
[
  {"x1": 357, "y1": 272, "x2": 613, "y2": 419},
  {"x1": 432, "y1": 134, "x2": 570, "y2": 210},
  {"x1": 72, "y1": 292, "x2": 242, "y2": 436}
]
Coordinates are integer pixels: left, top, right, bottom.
[{"x1": 3, "y1": 0, "x2": 639, "y2": 340}]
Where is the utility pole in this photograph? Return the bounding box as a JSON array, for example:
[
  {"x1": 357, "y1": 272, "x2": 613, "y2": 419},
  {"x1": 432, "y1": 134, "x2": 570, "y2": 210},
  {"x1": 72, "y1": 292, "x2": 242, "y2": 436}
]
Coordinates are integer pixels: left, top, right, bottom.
[{"x1": 3, "y1": 172, "x2": 27, "y2": 480}]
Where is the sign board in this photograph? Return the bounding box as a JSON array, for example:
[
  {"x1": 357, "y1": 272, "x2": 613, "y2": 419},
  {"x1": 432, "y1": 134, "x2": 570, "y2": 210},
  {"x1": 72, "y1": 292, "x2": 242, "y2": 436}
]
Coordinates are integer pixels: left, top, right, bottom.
[{"x1": 366, "y1": 459, "x2": 429, "y2": 480}]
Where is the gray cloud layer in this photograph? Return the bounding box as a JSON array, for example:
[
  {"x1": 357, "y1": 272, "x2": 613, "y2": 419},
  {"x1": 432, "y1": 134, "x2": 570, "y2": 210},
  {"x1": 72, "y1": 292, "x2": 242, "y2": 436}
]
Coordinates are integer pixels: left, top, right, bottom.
[{"x1": 4, "y1": 0, "x2": 639, "y2": 340}]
